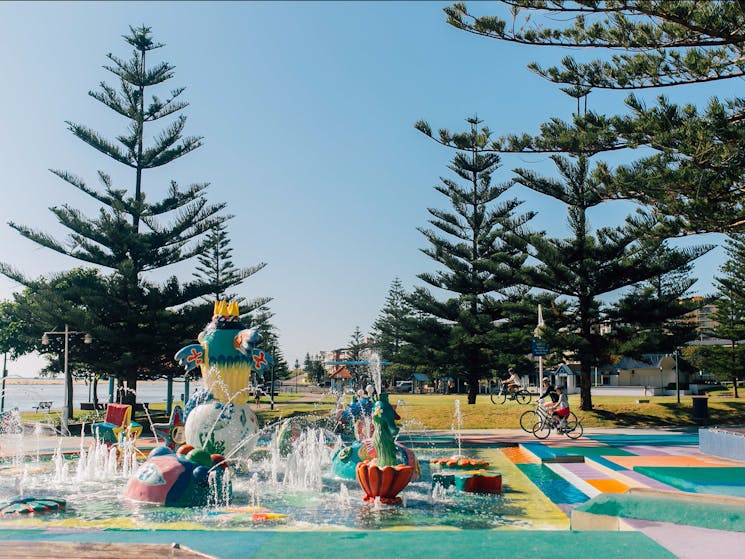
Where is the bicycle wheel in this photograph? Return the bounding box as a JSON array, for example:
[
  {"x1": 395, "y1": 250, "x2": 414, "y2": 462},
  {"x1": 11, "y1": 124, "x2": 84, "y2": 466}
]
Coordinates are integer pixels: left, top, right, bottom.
[
  {"x1": 516, "y1": 390, "x2": 532, "y2": 405},
  {"x1": 519, "y1": 409, "x2": 538, "y2": 432},
  {"x1": 532, "y1": 420, "x2": 551, "y2": 439},
  {"x1": 490, "y1": 385, "x2": 507, "y2": 404},
  {"x1": 564, "y1": 419, "x2": 583, "y2": 439}
]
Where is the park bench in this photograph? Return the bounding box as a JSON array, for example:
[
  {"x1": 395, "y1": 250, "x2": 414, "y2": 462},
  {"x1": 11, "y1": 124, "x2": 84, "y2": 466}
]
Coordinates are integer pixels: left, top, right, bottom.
[
  {"x1": 33, "y1": 401, "x2": 52, "y2": 413},
  {"x1": 80, "y1": 402, "x2": 106, "y2": 411},
  {"x1": 91, "y1": 403, "x2": 142, "y2": 445}
]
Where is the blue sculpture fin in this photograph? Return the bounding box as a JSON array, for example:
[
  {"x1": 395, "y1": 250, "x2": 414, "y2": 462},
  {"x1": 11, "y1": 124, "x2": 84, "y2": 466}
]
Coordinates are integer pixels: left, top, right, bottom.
[{"x1": 174, "y1": 344, "x2": 205, "y2": 371}]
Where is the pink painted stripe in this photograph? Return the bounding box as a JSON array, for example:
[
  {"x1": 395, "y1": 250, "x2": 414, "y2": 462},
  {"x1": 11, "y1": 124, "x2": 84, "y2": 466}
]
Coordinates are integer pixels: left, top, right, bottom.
[
  {"x1": 621, "y1": 446, "x2": 661, "y2": 456},
  {"x1": 561, "y1": 463, "x2": 613, "y2": 479},
  {"x1": 625, "y1": 519, "x2": 745, "y2": 559},
  {"x1": 621, "y1": 470, "x2": 678, "y2": 490}
]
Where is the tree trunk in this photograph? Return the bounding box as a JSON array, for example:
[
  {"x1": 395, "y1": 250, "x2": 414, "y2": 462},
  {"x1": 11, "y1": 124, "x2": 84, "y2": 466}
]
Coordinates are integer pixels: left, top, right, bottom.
[
  {"x1": 92, "y1": 376, "x2": 99, "y2": 406},
  {"x1": 467, "y1": 372, "x2": 479, "y2": 404},
  {"x1": 65, "y1": 366, "x2": 74, "y2": 422},
  {"x1": 579, "y1": 362, "x2": 593, "y2": 411},
  {"x1": 732, "y1": 341, "x2": 739, "y2": 398},
  {"x1": 120, "y1": 372, "x2": 137, "y2": 407}
]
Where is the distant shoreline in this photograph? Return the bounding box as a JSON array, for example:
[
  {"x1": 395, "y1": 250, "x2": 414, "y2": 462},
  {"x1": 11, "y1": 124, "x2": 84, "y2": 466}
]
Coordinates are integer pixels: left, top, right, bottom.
[{"x1": 2, "y1": 378, "x2": 174, "y2": 385}]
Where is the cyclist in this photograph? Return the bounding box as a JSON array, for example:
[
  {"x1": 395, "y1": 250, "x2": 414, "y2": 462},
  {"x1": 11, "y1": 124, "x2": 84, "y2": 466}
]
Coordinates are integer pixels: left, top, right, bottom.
[
  {"x1": 505, "y1": 367, "x2": 522, "y2": 398},
  {"x1": 545, "y1": 385, "x2": 570, "y2": 430},
  {"x1": 539, "y1": 378, "x2": 559, "y2": 404}
]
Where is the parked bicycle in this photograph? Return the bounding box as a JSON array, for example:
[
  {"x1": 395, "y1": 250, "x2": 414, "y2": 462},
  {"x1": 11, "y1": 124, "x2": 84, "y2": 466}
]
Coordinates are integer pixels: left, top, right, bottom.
[
  {"x1": 519, "y1": 399, "x2": 579, "y2": 432},
  {"x1": 530, "y1": 403, "x2": 583, "y2": 439},
  {"x1": 490, "y1": 380, "x2": 532, "y2": 405}
]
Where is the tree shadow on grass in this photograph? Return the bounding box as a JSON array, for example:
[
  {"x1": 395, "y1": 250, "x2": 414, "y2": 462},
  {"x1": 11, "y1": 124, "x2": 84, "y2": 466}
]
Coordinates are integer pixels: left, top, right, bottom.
[
  {"x1": 585, "y1": 407, "x2": 694, "y2": 427},
  {"x1": 584, "y1": 399, "x2": 745, "y2": 428}
]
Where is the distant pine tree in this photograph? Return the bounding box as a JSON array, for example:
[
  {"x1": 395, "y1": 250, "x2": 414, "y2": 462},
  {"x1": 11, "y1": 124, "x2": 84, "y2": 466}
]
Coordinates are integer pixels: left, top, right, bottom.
[
  {"x1": 370, "y1": 278, "x2": 412, "y2": 364},
  {"x1": 1, "y1": 26, "x2": 231, "y2": 405},
  {"x1": 710, "y1": 234, "x2": 745, "y2": 397},
  {"x1": 504, "y1": 153, "x2": 711, "y2": 410},
  {"x1": 411, "y1": 117, "x2": 531, "y2": 404},
  {"x1": 609, "y1": 259, "x2": 700, "y2": 359}
]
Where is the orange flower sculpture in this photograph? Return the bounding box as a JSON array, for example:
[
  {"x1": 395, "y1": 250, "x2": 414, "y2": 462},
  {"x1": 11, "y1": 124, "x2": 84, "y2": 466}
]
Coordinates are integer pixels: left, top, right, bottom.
[{"x1": 356, "y1": 461, "x2": 414, "y2": 505}]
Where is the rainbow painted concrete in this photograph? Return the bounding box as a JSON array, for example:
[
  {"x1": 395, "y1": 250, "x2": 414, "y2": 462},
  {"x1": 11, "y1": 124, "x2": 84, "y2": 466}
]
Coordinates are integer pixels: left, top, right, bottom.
[{"x1": 2, "y1": 427, "x2": 745, "y2": 558}]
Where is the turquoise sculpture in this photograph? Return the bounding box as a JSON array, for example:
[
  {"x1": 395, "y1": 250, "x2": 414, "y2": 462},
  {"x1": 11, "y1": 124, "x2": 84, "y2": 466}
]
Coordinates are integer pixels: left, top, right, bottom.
[{"x1": 125, "y1": 301, "x2": 272, "y2": 507}]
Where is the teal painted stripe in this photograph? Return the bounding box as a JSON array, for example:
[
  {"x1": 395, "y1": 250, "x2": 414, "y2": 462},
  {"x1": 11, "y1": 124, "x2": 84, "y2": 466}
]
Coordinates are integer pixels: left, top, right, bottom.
[
  {"x1": 575, "y1": 492, "x2": 745, "y2": 533},
  {"x1": 520, "y1": 442, "x2": 557, "y2": 461},
  {"x1": 587, "y1": 456, "x2": 628, "y2": 471},
  {"x1": 586, "y1": 434, "x2": 698, "y2": 447},
  {"x1": 634, "y1": 466, "x2": 745, "y2": 497},
  {"x1": 517, "y1": 463, "x2": 588, "y2": 505},
  {"x1": 397, "y1": 436, "x2": 509, "y2": 449},
  {"x1": 551, "y1": 446, "x2": 633, "y2": 458},
  {"x1": 0, "y1": 529, "x2": 677, "y2": 559}
]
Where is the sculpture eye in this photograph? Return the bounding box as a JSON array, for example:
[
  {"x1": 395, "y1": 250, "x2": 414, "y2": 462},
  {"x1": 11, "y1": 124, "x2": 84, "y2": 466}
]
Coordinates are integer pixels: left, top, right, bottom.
[
  {"x1": 234, "y1": 329, "x2": 259, "y2": 351},
  {"x1": 233, "y1": 332, "x2": 247, "y2": 350}
]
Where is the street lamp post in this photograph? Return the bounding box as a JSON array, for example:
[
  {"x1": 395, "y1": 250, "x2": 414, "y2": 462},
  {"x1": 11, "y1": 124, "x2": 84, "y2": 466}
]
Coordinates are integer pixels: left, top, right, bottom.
[
  {"x1": 42, "y1": 325, "x2": 92, "y2": 429},
  {"x1": 269, "y1": 361, "x2": 275, "y2": 411},
  {"x1": 295, "y1": 359, "x2": 300, "y2": 394},
  {"x1": 1, "y1": 351, "x2": 8, "y2": 413},
  {"x1": 675, "y1": 349, "x2": 680, "y2": 405}
]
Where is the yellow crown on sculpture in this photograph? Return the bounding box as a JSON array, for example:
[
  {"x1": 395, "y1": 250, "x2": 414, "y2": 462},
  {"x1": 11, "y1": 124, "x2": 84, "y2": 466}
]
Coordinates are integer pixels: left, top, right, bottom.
[{"x1": 213, "y1": 300, "x2": 240, "y2": 317}]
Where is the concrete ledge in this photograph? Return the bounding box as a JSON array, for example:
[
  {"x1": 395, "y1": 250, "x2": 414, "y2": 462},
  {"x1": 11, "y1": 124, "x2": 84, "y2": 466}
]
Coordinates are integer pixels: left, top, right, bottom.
[
  {"x1": 571, "y1": 509, "x2": 637, "y2": 531},
  {"x1": 520, "y1": 442, "x2": 586, "y2": 463},
  {"x1": 699, "y1": 427, "x2": 745, "y2": 462},
  {"x1": 571, "y1": 488, "x2": 745, "y2": 533}
]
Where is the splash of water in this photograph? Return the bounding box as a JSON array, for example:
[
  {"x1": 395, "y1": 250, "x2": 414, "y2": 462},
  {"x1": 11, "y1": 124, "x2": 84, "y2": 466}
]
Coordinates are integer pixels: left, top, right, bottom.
[
  {"x1": 452, "y1": 399, "x2": 463, "y2": 458},
  {"x1": 208, "y1": 467, "x2": 232, "y2": 507},
  {"x1": 280, "y1": 428, "x2": 335, "y2": 492},
  {"x1": 368, "y1": 352, "x2": 382, "y2": 396},
  {"x1": 337, "y1": 483, "x2": 351, "y2": 507},
  {"x1": 430, "y1": 481, "x2": 451, "y2": 502},
  {"x1": 244, "y1": 472, "x2": 261, "y2": 507}
]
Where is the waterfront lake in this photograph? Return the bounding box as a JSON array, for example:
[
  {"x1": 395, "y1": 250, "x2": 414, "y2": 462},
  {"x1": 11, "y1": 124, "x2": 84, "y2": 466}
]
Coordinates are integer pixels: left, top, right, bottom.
[{"x1": 0, "y1": 379, "x2": 199, "y2": 412}]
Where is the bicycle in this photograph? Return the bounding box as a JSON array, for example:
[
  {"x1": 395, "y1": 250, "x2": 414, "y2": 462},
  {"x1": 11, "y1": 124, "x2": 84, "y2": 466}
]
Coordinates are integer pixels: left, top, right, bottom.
[
  {"x1": 520, "y1": 399, "x2": 579, "y2": 432},
  {"x1": 530, "y1": 404, "x2": 583, "y2": 439},
  {"x1": 490, "y1": 380, "x2": 532, "y2": 405}
]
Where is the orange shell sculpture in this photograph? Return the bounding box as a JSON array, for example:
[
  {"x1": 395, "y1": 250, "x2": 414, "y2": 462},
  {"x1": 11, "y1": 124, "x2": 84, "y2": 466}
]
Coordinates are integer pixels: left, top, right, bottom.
[{"x1": 355, "y1": 460, "x2": 414, "y2": 505}]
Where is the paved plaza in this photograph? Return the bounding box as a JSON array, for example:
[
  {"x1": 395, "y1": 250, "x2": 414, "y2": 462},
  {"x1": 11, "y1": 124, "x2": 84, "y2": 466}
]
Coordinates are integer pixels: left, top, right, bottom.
[{"x1": 1, "y1": 426, "x2": 744, "y2": 558}]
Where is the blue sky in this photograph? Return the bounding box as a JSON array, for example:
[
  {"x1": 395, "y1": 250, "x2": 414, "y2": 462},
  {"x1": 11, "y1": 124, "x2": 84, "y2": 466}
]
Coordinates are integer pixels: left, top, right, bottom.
[{"x1": 0, "y1": 2, "x2": 727, "y2": 377}]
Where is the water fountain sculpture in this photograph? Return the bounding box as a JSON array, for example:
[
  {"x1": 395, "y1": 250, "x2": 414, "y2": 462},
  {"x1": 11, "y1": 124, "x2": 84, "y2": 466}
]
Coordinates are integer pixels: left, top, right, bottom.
[
  {"x1": 331, "y1": 361, "x2": 419, "y2": 483},
  {"x1": 355, "y1": 392, "x2": 415, "y2": 504},
  {"x1": 429, "y1": 400, "x2": 501, "y2": 495},
  {"x1": 124, "y1": 300, "x2": 273, "y2": 506}
]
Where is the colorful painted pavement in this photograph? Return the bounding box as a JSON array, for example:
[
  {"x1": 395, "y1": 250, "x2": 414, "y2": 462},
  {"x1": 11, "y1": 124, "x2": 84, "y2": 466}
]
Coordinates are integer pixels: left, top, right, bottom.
[
  {"x1": 495, "y1": 428, "x2": 745, "y2": 558},
  {"x1": 2, "y1": 428, "x2": 745, "y2": 558}
]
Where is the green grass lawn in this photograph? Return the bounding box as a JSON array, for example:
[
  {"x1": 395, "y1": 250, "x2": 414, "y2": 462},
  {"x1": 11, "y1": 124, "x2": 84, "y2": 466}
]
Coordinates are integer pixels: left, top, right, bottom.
[
  {"x1": 20, "y1": 392, "x2": 745, "y2": 431},
  {"x1": 389, "y1": 393, "x2": 745, "y2": 430}
]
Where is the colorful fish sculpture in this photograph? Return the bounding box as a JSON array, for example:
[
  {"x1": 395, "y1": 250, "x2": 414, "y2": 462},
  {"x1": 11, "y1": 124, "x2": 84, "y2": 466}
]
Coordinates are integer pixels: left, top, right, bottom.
[{"x1": 175, "y1": 301, "x2": 273, "y2": 404}]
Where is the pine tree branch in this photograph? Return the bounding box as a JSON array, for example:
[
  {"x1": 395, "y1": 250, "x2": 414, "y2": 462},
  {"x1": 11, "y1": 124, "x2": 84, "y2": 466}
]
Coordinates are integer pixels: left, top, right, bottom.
[{"x1": 66, "y1": 121, "x2": 133, "y2": 167}]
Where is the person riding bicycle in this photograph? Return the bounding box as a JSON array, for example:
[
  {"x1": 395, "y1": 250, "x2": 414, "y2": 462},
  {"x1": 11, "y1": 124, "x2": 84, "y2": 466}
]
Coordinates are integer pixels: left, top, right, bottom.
[
  {"x1": 505, "y1": 367, "x2": 522, "y2": 397},
  {"x1": 545, "y1": 385, "x2": 570, "y2": 430},
  {"x1": 539, "y1": 378, "x2": 559, "y2": 404}
]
